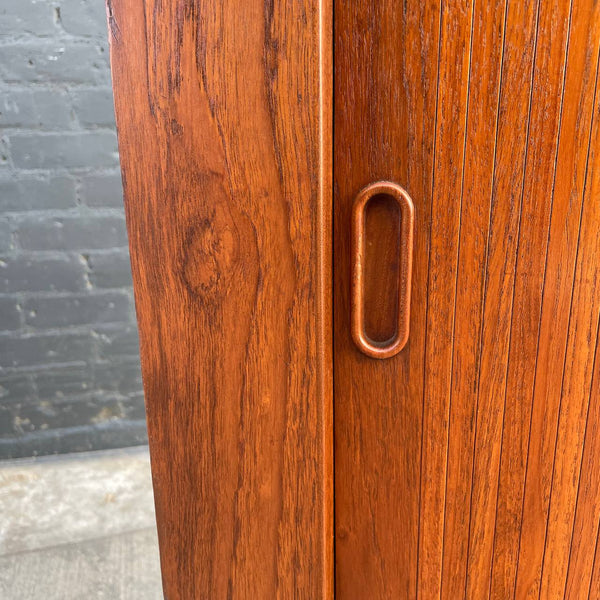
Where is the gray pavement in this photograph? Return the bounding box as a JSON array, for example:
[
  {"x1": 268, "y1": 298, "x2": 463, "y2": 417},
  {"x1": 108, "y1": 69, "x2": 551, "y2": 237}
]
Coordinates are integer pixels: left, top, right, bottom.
[
  {"x1": 0, "y1": 528, "x2": 162, "y2": 600},
  {"x1": 0, "y1": 446, "x2": 162, "y2": 599}
]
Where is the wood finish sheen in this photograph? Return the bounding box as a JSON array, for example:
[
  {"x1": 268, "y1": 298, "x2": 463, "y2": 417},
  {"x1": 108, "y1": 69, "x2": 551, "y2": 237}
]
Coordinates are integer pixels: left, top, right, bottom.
[
  {"x1": 109, "y1": 0, "x2": 600, "y2": 596},
  {"x1": 107, "y1": 0, "x2": 333, "y2": 598},
  {"x1": 335, "y1": 1, "x2": 600, "y2": 598},
  {"x1": 335, "y1": 1, "x2": 439, "y2": 597}
]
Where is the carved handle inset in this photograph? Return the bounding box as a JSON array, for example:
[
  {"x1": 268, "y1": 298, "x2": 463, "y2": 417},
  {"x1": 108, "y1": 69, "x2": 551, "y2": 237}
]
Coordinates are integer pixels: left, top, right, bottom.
[{"x1": 351, "y1": 181, "x2": 415, "y2": 359}]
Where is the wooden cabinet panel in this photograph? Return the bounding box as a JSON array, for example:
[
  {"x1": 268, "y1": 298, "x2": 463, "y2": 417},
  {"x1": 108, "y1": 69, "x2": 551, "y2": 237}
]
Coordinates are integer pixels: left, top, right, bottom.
[
  {"x1": 334, "y1": 1, "x2": 600, "y2": 598},
  {"x1": 107, "y1": 1, "x2": 332, "y2": 598},
  {"x1": 109, "y1": 0, "x2": 600, "y2": 596},
  {"x1": 333, "y1": 1, "x2": 439, "y2": 597}
]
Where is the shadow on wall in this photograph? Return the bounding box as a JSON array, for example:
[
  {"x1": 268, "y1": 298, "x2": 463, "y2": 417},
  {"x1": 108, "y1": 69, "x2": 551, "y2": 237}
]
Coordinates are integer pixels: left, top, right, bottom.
[{"x1": 0, "y1": 0, "x2": 147, "y2": 459}]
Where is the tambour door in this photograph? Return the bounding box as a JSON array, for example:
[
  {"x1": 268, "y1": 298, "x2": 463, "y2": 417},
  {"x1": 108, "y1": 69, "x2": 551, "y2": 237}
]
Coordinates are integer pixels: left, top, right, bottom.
[{"x1": 334, "y1": 1, "x2": 600, "y2": 599}]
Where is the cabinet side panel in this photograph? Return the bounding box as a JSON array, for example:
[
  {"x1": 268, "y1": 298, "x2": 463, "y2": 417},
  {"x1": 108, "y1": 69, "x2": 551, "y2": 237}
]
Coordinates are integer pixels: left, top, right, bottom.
[{"x1": 107, "y1": 0, "x2": 332, "y2": 597}]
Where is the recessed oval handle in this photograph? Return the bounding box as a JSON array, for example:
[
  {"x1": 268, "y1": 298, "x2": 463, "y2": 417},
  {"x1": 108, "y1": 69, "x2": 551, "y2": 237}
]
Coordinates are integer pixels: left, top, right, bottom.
[{"x1": 351, "y1": 181, "x2": 415, "y2": 359}]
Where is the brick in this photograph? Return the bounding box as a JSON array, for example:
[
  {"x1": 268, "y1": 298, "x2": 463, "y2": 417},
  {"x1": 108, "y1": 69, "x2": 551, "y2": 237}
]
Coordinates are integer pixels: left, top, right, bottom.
[
  {"x1": 79, "y1": 172, "x2": 123, "y2": 207},
  {"x1": 0, "y1": 0, "x2": 58, "y2": 37},
  {"x1": 96, "y1": 325, "x2": 140, "y2": 360},
  {"x1": 0, "y1": 219, "x2": 12, "y2": 253},
  {"x1": 57, "y1": 0, "x2": 110, "y2": 38},
  {"x1": 0, "y1": 392, "x2": 145, "y2": 439},
  {"x1": 0, "y1": 373, "x2": 35, "y2": 404},
  {"x1": 0, "y1": 255, "x2": 87, "y2": 293},
  {"x1": 34, "y1": 366, "x2": 92, "y2": 399},
  {"x1": 8, "y1": 394, "x2": 127, "y2": 433},
  {"x1": 0, "y1": 297, "x2": 21, "y2": 331},
  {"x1": 0, "y1": 175, "x2": 77, "y2": 212},
  {"x1": 86, "y1": 395, "x2": 127, "y2": 424},
  {"x1": 16, "y1": 214, "x2": 128, "y2": 251},
  {"x1": 93, "y1": 362, "x2": 142, "y2": 395},
  {"x1": 0, "y1": 420, "x2": 148, "y2": 459},
  {"x1": 0, "y1": 136, "x2": 9, "y2": 165},
  {"x1": 122, "y1": 393, "x2": 146, "y2": 421},
  {"x1": 34, "y1": 362, "x2": 143, "y2": 400},
  {"x1": 92, "y1": 419, "x2": 148, "y2": 448},
  {"x1": 0, "y1": 91, "x2": 36, "y2": 129},
  {"x1": 115, "y1": 397, "x2": 147, "y2": 422},
  {"x1": 24, "y1": 291, "x2": 132, "y2": 328},
  {"x1": 72, "y1": 88, "x2": 116, "y2": 127},
  {"x1": 87, "y1": 250, "x2": 133, "y2": 288},
  {"x1": 9, "y1": 131, "x2": 119, "y2": 169},
  {"x1": 0, "y1": 43, "x2": 109, "y2": 85},
  {"x1": 0, "y1": 89, "x2": 73, "y2": 130},
  {"x1": 0, "y1": 405, "x2": 18, "y2": 435},
  {"x1": 0, "y1": 331, "x2": 95, "y2": 369}
]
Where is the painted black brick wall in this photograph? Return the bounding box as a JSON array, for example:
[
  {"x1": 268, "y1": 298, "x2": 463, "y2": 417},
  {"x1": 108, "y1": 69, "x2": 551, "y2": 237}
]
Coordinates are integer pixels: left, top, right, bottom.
[{"x1": 0, "y1": 0, "x2": 147, "y2": 459}]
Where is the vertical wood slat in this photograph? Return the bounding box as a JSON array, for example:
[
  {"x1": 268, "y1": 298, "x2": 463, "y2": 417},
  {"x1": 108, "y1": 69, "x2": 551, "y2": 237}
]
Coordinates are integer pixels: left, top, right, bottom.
[
  {"x1": 538, "y1": 18, "x2": 600, "y2": 596},
  {"x1": 418, "y1": 1, "x2": 474, "y2": 596},
  {"x1": 107, "y1": 1, "x2": 333, "y2": 598},
  {"x1": 441, "y1": 0, "x2": 507, "y2": 597},
  {"x1": 461, "y1": 0, "x2": 546, "y2": 592},
  {"x1": 476, "y1": 0, "x2": 575, "y2": 595},
  {"x1": 559, "y1": 75, "x2": 600, "y2": 600},
  {"x1": 489, "y1": 0, "x2": 568, "y2": 594},
  {"x1": 589, "y1": 531, "x2": 600, "y2": 599},
  {"x1": 333, "y1": 1, "x2": 439, "y2": 597},
  {"x1": 515, "y1": 1, "x2": 600, "y2": 596}
]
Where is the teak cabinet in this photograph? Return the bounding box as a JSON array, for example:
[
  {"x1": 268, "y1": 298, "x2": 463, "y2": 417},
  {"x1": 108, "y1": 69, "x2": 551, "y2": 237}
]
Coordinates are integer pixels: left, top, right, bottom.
[{"x1": 108, "y1": 0, "x2": 600, "y2": 597}]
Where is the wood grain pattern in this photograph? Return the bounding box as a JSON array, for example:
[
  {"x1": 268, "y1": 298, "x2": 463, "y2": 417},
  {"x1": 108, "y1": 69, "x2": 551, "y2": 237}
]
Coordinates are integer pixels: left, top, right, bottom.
[
  {"x1": 334, "y1": 0, "x2": 440, "y2": 596},
  {"x1": 490, "y1": 0, "x2": 568, "y2": 594},
  {"x1": 515, "y1": 1, "x2": 600, "y2": 596},
  {"x1": 335, "y1": 1, "x2": 600, "y2": 598},
  {"x1": 559, "y1": 77, "x2": 600, "y2": 600},
  {"x1": 462, "y1": 0, "x2": 545, "y2": 592},
  {"x1": 536, "y1": 17, "x2": 600, "y2": 596},
  {"x1": 109, "y1": 0, "x2": 600, "y2": 595},
  {"x1": 442, "y1": 0, "x2": 509, "y2": 596},
  {"x1": 107, "y1": 1, "x2": 333, "y2": 598},
  {"x1": 590, "y1": 537, "x2": 600, "y2": 600},
  {"x1": 418, "y1": 1, "x2": 475, "y2": 593}
]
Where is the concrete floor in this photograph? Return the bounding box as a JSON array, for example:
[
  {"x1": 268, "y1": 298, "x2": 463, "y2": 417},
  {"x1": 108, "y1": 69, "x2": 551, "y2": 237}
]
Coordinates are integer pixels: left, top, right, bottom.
[
  {"x1": 0, "y1": 528, "x2": 162, "y2": 600},
  {"x1": 0, "y1": 447, "x2": 162, "y2": 599}
]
